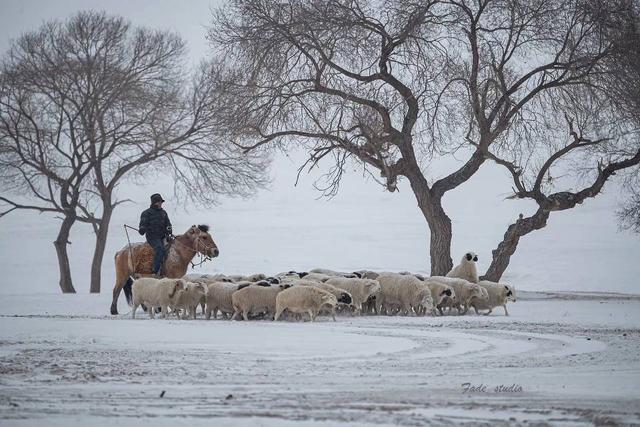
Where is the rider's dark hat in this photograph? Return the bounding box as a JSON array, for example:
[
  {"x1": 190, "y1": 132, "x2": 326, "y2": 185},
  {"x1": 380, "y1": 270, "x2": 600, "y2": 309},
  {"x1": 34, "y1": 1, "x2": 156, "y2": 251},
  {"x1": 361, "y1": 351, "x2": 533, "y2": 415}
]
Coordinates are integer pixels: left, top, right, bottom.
[{"x1": 150, "y1": 193, "x2": 165, "y2": 204}]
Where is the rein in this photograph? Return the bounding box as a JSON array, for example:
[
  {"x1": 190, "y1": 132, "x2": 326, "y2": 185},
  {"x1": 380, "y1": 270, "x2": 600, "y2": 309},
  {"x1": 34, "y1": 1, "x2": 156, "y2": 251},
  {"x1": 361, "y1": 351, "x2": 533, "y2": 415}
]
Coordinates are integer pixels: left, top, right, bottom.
[{"x1": 170, "y1": 236, "x2": 214, "y2": 269}]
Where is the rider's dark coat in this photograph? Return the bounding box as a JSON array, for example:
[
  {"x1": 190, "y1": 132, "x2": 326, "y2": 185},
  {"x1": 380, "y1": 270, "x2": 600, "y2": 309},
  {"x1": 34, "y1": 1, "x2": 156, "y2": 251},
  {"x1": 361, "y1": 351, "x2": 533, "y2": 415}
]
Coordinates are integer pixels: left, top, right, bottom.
[{"x1": 138, "y1": 205, "x2": 172, "y2": 240}]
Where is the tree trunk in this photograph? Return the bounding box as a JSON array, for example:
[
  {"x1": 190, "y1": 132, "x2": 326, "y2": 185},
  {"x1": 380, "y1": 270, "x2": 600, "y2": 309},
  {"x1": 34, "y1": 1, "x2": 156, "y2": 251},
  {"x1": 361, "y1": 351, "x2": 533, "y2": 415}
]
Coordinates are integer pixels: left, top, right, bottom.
[
  {"x1": 406, "y1": 177, "x2": 453, "y2": 275},
  {"x1": 424, "y1": 201, "x2": 454, "y2": 276},
  {"x1": 89, "y1": 206, "x2": 113, "y2": 293},
  {"x1": 53, "y1": 215, "x2": 77, "y2": 293},
  {"x1": 403, "y1": 158, "x2": 454, "y2": 276},
  {"x1": 482, "y1": 208, "x2": 551, "y2": 282}
]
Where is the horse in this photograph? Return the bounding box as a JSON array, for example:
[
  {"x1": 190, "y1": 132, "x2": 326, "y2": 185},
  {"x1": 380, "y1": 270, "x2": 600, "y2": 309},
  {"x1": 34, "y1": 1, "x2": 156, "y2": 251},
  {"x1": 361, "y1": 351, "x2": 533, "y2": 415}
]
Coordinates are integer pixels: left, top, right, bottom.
[{"x1": 110, "y1": 224, "x2": 219, "y2": 315}]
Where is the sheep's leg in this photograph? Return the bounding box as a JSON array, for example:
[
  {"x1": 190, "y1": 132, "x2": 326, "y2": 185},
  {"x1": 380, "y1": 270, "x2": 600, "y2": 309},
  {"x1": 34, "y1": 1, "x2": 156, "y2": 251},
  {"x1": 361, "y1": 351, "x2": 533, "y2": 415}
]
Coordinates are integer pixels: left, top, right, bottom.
[
  {"x1": 404, "y1": 302, "x2": 415, "y2": 316},
  {"x1": 503, "y1": 305, "x2": 509, "y2": 316},
  {"x1": 331, "y1": 308, "x2": 336, "y2": 322},
  {"x1": 161, "y1": 305, "x2": 169, "y2": 319},
  {"x1": 242, "y1": 311, "x2": 249, "y2": 321},
  {"x1": 308, "y1": 309, "x2": 315, "y2": 322},
  {"x1": 459, "y1": 301, "x2": 469, "y2": 315},
  {"x1": 274, "y1": 308, "x2": 283, "y2": 321},
  {"x1": 473, "y1": 305, "x2": 479, "y2": 315},
  {"x1": 149, "y1": 305, "x2": 155, "y2": 319},
  {"x1": 205, "y1": 306, "x2": 212, "y2": 320},
  {"x1": 131, "y1": 303, "x2": 138, "y2": 319},
  {"x1": 483, "y1": 308, "x2": 493, "y2": 316}
]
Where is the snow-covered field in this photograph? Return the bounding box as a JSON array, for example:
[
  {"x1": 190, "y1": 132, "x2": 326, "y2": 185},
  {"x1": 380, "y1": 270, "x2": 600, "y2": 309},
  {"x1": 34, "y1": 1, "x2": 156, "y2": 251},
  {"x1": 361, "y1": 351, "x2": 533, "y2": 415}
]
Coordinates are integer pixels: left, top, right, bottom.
[
  {"x1": 1, "y1": 293, "x2": 639, "y2": 426},
  {"x1": 1, "y1": 1, "x2": 640, "y2": 425}
]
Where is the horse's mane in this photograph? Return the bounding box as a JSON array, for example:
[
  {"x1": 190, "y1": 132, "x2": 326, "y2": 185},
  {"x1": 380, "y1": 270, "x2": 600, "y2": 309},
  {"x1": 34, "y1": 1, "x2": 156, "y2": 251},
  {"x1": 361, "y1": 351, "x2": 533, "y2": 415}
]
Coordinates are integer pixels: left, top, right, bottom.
[{"x1": 197, "y1": 224, "x2": 209, "y2": 233}]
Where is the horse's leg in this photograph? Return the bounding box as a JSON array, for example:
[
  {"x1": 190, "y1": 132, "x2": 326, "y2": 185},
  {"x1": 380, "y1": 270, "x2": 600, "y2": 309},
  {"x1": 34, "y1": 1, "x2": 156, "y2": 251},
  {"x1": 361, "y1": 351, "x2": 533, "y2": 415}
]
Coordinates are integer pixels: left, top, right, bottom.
[{"x1": 111, "y1": 258, "x2": 128, "y2": 315}]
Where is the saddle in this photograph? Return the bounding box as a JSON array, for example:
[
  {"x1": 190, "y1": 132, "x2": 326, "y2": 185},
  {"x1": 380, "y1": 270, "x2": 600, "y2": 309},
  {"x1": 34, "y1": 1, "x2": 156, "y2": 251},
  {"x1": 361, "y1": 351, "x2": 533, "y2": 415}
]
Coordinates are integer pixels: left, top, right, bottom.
[{"x1": 130, "y1": 237, "x2": 174, "y2": 278}]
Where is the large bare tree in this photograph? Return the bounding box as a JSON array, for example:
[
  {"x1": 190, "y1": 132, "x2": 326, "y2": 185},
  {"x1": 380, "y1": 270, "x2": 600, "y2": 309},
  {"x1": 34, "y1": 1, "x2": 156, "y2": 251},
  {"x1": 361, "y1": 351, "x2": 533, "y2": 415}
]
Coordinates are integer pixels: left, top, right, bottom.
[
  {"x1": 0, "y1": 12, "x2": 268, "y2": 293},
  {"x1": 207, "y1": 0, "x2": 639, "y2": 277}
]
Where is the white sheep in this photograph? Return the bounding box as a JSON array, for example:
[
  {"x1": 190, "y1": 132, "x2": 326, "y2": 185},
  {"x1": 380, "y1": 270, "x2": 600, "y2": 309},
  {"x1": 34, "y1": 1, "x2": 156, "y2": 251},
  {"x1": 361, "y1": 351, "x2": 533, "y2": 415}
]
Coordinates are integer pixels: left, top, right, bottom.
[
  {"x1": 274, "y1": 286, "x2": 338, "y2": 322},
  {"x1": 204, "y1": 282, "x2": 242, "y2": 319},
  {"x1": 131, "y1": 277, "x2": 185, "y2": 319},
  {"x1": 231, "y1": 283, "x2": 290, "y2": 321},
  {"x1": 469, "y1": 280, "x2": 517, "y2": 316},
  {"x1": 275, "y1": 271, "x2": 307, "y2": 282},
  {"x1": 302, "y1": 272, "x2": 334, "y2": 282},
  {"x1": 324, "y1": 277, "x2": 381, "y2": 315},
  {"x1": 446, "y1": 252, "x2": 479, "y2": 283},
  {"x1": 226, "y1": 273, "x2": 268, "y2": 282},
  {"x1": 426, "y1": 276, "x2": 486, "y2": 315},
  {"x1": 309, "y1": 268, "x2": 360, "y2": 278},
  {"x1": 376, "y1": 273, "x2": 434, "y2": 316},
  {"x1": 296, "y1": 280, "x2": 353, "y2": 321},
  {"x1": 173, "y1": 282, "x2": 207, "y2": 319}
]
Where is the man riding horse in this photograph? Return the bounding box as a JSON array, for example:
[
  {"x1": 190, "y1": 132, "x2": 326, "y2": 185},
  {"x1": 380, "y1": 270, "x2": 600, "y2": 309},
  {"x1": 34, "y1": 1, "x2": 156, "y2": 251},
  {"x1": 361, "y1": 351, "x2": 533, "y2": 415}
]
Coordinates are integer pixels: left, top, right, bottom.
[
  {"x1": 139, "y1": 193, "x2": 172, "y2": 276},
  {"x1": 110, "y1": 194, "x2": 219, "y2": 315}
]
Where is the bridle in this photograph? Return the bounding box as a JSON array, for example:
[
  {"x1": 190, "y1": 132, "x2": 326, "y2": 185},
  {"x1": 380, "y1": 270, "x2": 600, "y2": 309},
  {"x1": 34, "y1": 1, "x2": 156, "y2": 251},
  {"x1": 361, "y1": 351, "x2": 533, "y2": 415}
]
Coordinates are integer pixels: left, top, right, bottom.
[{"x1": 171, "y1": 232, "x2": 218, "y2": 269}]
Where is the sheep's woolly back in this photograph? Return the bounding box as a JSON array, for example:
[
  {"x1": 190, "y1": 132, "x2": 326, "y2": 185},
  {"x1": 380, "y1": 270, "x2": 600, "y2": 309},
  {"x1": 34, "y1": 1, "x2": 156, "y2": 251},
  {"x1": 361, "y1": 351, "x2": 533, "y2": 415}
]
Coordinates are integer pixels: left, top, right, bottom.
[
  {"x1": 275, "y1": 286, "x2": 337, "y2": 312},
  {"x1": 231, "y1": 284, "x2": 287, "y2": 317},
  {"x1": 205, "y1": 282, "x2": 241, "y2": 313},
  {"x1": 298, "y1": 280, "x2": 353, "y2": 305},
  {"x1": 303, "y1": 273, "x2": 333, "y2": 282},
  {"x1": 446, "y1": 252, "x2": 479, "y2": 283},
  {"x1": 376, "y1": 273, "x2": 433, "y2": 311}
]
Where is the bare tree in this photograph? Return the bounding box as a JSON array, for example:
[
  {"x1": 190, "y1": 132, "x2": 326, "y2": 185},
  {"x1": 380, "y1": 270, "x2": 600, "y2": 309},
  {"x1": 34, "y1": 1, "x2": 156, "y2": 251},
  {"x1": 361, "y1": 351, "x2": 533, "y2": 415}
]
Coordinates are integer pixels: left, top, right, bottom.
[
  {"x1": 480, "y1": 0, "x2": 640, "y2": 280},
  {"x1": 619, "y1": 186, "x2": 640, "y2": 233},
  {"x1": 0, "y1": 12, "x2": 268, "y2": 293},
  {"x1": 207, "y1": 0, "x2": 637, "y2": 276}
]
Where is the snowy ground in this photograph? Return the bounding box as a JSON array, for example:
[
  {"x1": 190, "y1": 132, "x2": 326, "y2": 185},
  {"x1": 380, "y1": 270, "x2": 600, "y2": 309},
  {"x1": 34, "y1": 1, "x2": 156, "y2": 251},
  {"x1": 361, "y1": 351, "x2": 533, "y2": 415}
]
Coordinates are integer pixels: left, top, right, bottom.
[{"x1": 1, "y1": 293, "x2": 639, "y2": 426}]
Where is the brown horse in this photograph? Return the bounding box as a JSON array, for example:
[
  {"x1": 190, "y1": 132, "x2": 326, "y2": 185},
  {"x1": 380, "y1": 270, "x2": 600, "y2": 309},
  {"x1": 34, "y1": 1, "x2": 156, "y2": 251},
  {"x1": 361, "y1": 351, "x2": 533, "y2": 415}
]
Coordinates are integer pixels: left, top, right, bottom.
[{"x1": 111, "y1": 224, "x2": 219, "y2": 315}]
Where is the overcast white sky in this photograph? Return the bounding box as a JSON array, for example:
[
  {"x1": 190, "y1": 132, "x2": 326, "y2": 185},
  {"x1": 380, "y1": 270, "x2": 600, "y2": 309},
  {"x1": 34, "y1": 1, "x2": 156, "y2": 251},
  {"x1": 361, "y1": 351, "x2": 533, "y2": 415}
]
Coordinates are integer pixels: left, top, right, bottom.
[{"x1": 0, "y1": 0, "x2": 638, "y2": 295}]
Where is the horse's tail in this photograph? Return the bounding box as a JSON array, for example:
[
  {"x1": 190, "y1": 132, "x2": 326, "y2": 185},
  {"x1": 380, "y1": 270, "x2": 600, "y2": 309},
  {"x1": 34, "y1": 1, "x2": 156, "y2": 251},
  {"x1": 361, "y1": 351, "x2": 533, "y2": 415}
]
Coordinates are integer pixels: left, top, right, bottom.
[{"x1": 123, "y1": 277, "x2": 134, "y2": 306}]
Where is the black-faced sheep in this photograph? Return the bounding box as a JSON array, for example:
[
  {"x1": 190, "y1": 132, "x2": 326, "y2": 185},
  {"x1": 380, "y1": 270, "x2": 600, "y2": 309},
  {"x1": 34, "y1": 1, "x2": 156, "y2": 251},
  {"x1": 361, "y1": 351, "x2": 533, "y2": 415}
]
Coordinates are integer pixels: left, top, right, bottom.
[
  {"x1": 469, "y1": 280, "x2": 516, "y2": 316},
  {"x1": 325, "y1": 277, "x2": 381, "y2": 315},
  {"x1": 446, "y1": 252, "x2": 479, "y2": 283}
]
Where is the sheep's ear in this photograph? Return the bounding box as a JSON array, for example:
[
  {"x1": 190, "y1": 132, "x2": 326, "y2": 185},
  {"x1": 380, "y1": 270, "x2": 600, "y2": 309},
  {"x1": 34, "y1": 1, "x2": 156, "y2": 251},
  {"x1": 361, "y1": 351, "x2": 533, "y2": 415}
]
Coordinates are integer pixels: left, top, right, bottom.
[{"x1": 504, "y1": 285, "x2": 509, "y2": 289}]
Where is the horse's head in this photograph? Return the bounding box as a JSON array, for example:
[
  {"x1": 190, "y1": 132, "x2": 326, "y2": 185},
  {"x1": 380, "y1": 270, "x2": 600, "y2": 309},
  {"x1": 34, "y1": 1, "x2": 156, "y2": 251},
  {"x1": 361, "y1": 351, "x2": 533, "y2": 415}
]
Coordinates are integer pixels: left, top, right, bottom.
[{"x1": 187, "y1": 224, "x2": 219, "y2": 258}]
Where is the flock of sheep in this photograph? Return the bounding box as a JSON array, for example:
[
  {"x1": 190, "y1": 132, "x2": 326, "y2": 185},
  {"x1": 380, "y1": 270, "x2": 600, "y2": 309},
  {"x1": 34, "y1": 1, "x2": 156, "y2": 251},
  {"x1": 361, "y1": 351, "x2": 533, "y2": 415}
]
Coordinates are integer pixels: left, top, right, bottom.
[{"x1": 129, "y1": 251, "x2": 517, "y2": 321}]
